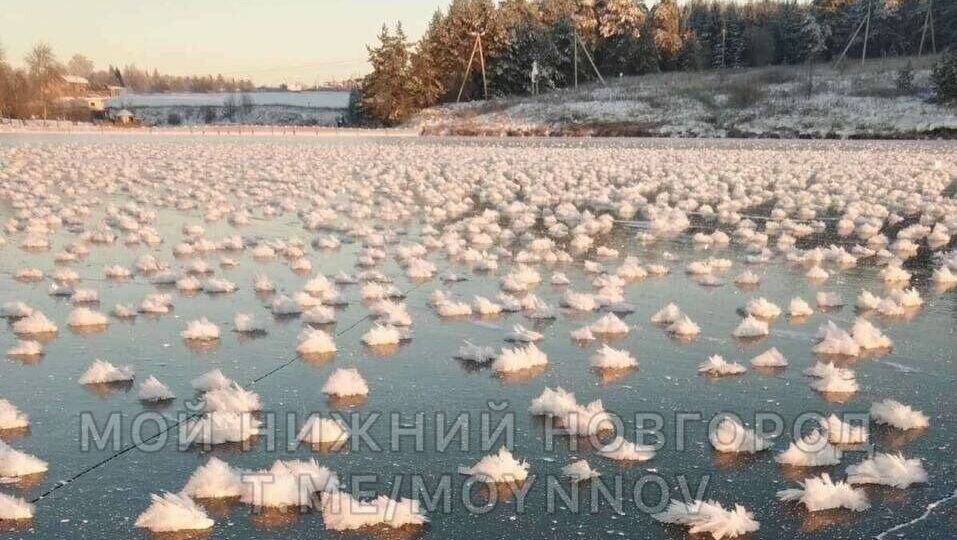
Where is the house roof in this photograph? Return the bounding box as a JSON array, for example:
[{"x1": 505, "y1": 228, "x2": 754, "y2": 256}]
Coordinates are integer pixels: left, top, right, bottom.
[{"x1": 61, "y1": 75, "x2": 90, "y2": 85}]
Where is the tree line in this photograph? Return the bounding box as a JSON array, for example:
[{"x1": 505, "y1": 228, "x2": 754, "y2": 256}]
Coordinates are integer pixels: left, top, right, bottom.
[
  {"x1": 0, "y1": 42, "x2": 255, "y2": 119},
  {"x1": 355, "y1": 0, "x2": 957, "y2": 125}
]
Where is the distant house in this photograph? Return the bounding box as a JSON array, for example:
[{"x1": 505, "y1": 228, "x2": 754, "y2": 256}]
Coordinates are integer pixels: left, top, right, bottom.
[
  {"x1": 60, "y1": 75, "x2": 90, "y2": 97},
  {"x1": 114, "y1": 109, "x2": 134, "y2": 124},
  {"x1": 86, "y1": 96, "x2": 107, "y2": 112},
  {"x1": 53, "y1": 76, "x2": 128, "y2": 121}
]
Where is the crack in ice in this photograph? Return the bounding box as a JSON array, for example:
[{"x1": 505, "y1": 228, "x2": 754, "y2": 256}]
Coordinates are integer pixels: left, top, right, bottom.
[{"x1": 875, "y1": 487, "x2": 957, "y2": 540}]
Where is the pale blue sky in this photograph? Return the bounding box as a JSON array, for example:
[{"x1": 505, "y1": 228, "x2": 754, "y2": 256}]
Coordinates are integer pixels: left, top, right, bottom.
[{"x1": 1, "y1": 0, "x2": 445, "y2": 85}]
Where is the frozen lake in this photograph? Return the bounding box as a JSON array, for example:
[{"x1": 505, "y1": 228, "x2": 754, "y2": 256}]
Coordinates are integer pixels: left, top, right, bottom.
[{"x1": 0, "y1": 134, "x2": 954, "y2": 539}]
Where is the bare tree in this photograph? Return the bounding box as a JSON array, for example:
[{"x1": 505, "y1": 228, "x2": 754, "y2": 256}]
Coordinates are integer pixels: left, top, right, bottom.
[
  {"x1": 5, "y1": 69, "x2": 33, "y2": 120},
  {"x1": 66, "y1": 54, "x2": 94, "y2": 79},
  {"x1": 25, "y1": 43, "x2": 63, "y2": 119},
  {"x1": 0, "y1": 42, "x2": 10, "y2": 118}
]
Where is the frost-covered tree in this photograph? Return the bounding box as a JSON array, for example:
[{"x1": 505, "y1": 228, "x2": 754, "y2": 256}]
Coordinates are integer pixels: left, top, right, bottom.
[
  {"x1": 652, "y1": 0, "x2": 684, "y2": 69},
  {"x1": 799, "y1": 13, "x2": 828, "y2": 97},
  {"x1": 489, "y1": 19, "x2": 571, "y2": 95},
  {"x1": 66, "y1": 54, "x2": 94, "y2": 79},
  {"x1": 409, "y1": 11, "x2": 454, "y2": 109},
  {"x1": 598, "y1": 0, "x2": 646, "y2": 38},
  {"x1": 360, "y1": 24, "x2": 417, "y2": 125},
  {"x1": 356, "y1": 0, "x2": 956, "y2": 116},
  {"x1": 799, "y1": 13, "x2": 828, "y2": 62},
  {"x1": 539, "y1": 0, "x2": 600, "y2": 44},
  {"x1": 711, "y1": 6, "x2": 746, "y2": 69},
  {"x1": 775, "y1": 1, "x2": 807, "y2": 64},
  {"x1": 0, "y1": 43, "x2": 11, "y2": 118},
  {"x1": 931, "y1": 48, "x2": 957, "y2": 103},
  {"x1": 25, "y1": 43, "x2": 63, "y2": 119},
  {"x1": 428, "y1": 0, "x2": 505, "y2": 102}
]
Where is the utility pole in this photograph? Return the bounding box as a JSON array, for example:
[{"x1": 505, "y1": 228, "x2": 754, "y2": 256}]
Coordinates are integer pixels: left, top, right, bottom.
[
  {"x1": 918, "y1": 0, "x2": 936, "y2": 56},
  {"x1": 721, "y1": 25, "x2": 727, "y2": 69},
  {"x1": 476, "y1": 33, "x2": 488, "y2": 101},
  {"x1": 861, "y1": 0, "x2": 871, "y2": 65},
  {"x1": 572, "y1": 28, "x2": 606, "y2": 89},
  {"x1": 834, "y1": 0, "x2": 872, "y2": 68},
  {"x1": 573, "y1": 30, "x2": 579, "y2": 89},
  {"x1": 456, "y1": 31, "x2": 488, "y2": 103}
]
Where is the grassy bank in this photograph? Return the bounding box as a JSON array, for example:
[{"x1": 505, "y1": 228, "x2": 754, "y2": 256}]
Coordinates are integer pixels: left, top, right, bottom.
[{"x1": 412, "y1": 56, "x2": 957, "y2": 139}]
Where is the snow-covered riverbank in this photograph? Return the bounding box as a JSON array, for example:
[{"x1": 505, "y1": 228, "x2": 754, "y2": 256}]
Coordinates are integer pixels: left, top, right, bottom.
[{"x1": 411, "y1": 58, "x2": 957, "y2": 139}]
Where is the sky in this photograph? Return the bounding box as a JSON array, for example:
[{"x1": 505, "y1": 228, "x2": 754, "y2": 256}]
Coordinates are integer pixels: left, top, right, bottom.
[{"x1": 0, "y1": 0, "x2": 445, "y2": 86}]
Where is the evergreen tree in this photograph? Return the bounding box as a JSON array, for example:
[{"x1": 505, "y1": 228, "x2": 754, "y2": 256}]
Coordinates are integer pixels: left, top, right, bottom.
[
  {"x1": 409, "y1": 12, "x2": 451, "y2": 109},
  {"x1": 775, "y1": 1, "x2": 807, "y2": 64},
  {"x1": 812, "y1": 0, "x2": 854, "y2": 58},
  {"x1": 437, "y1": 0, "x2": 505, "y2": 102},
  {"x1": 634, "y1": 17, "x2": 662, "y2": 73},
  {"x1": 743, "y1": 25, "x2": 777, "y2": 66},
  {"x1": 594, "y1": 0, "x2": 646, "y2": 76},
  {"x1": 799, "y1": 13, "x2": 828, "y2": 97},
  {"x1": 346, "y1": 88, "x2": 369, "y2": 125},
  {"x1": 723, "y1": 5, "x2": 746, "y2": 68},
  {"x1": 931, "y1": 48, "x2": 957, "y2": 103},
  {"x1": 489, "y1": 19, "x2": 570, "y2": 94},
  {"x1": 678, "y1": 31, "x2": 706, "y2": 70},
  {"x1": 598, "y1": 32, "x2": 643, "y2": 76},
  {"x1": 354, "y1": 0, "x2": 957, "y2": 120},
  {"x1": 360, "y1": 24, "x2": 417, "y2": 125},
  {"x1": 799, "y1": 13, "x2": 828, "y2": 62}
]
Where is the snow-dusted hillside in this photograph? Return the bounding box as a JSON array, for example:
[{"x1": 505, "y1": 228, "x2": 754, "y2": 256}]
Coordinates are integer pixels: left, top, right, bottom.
[{"x1": 412, "y1": 58, "x2": 957, "y2": 139}]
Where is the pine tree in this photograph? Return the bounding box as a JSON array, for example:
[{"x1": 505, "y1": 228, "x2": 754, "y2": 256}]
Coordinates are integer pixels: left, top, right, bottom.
[
  {"x1": 360, "y1": 24, "x2": 416, "y2": 125},
  {"x1": 678, "y1": 31, "x2": 705, "y2": 70},
  {"x1": 711, "y1": 23, "x2": 726, "y2": 69},
  {"x1": 799, "y1": 13, "x2": 827, "y2": 97},
  {"x1": 634, "y1": 17, "x2": 662, "y2": 73},
  {"x1": 443, "y1": 0, "x2": 506, "y2": 102},
  {"x1": 775, "y1": 1, "x2": 807, "y2": 64},
  {"x1": 410, "y1": 12, "x2": 451, "y2": 109},
  {"x1": 799, "y1": 13, "x2": 828, "y2": 62},
  {"x1": 489, "y1": 19, "x2": 570, "y2": 95},
  {"x1": 724, "y1": 5, "x2": 746, "y2": 68},
  {"x1": 931, "y1": 48, "x2": 957, "y2": 103}
]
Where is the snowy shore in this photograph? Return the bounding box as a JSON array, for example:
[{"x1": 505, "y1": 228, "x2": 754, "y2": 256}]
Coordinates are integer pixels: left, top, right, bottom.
[{"x1": 410, "y1": 59, "x2": 957, "y2": 140}]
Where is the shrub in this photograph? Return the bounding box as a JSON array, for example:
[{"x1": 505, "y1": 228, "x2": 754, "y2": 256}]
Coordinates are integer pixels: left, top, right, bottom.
[
  {"x1": 896, "y1": 62, "x2": 914, "y2": 93},
  {"x1": 725, "y1": 80, "x2": 768, "y2": 109},
  {"x1": 756, "y1": 67, "x2": 796, "y2": 85},
  {"x1": 202, "y1": 106, "x2": 217, "y2": 124},
  {"x1": 931, "y1": 49, "x2": 957, "y2": 103},
  {"x1": 166, "y1": 112, "x2": 182, "y2": 126}
]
